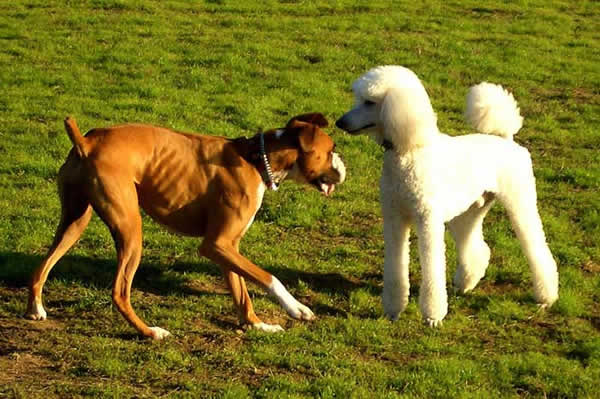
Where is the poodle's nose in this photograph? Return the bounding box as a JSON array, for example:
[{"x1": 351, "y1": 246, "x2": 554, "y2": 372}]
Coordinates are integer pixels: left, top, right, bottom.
[{"x1": 335, "y1": 117, "x2": 346, "y2": 130}]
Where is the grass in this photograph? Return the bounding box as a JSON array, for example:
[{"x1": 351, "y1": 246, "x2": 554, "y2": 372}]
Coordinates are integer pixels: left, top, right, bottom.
[{"x1": 1, "y1": 0, "x2": 599, "y2": 397}]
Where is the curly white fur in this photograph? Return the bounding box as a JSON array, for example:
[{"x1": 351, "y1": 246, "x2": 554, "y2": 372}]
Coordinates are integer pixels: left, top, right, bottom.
[
  {"x1": 466, "y1": 82, "x2": 523, "y2": 139},
  {"x1": 336, "y1": 65, "x2": 559, "y2": 327}
]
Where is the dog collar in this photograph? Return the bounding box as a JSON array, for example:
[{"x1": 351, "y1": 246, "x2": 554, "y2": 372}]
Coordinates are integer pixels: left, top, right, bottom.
[
  {"x1": 382, "y1": 139, "x2": 394, "y2": 151},
  {"x1": 259, "y1": 132, "x2": 279, "y2": 191}
]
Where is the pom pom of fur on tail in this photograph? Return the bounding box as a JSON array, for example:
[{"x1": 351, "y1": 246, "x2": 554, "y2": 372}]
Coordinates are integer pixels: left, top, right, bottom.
[{"x1": 465, "y1": 82, "x2": 523, "y2": 140}]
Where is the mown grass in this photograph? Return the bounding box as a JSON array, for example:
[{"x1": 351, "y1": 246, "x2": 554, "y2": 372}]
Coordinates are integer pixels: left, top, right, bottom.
[{"x1": 1, "y1": 0, "x2": 599, "y2": 397}]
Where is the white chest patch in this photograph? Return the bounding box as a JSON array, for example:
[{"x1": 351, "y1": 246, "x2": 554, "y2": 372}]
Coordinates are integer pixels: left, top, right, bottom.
[{"x1": 242, "y1": 183, "x2": 266, "y2": 236}]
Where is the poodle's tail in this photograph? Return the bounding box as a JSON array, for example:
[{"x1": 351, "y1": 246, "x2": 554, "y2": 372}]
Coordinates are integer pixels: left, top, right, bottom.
[{"x1": 465, "y1": 82, "x2": 523, "y2": 140}]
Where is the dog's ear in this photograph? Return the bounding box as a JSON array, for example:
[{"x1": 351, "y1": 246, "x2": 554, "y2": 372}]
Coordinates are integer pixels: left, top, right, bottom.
[
  {"x1": 297, "y1": 125, "x2": 318, "y2": 153},
  {"x1": 286, "y1": 113, "x2": 328, "y2": 128},
  {"x1": 286, "y1": 119, "x2": 319, "y2": 153}
]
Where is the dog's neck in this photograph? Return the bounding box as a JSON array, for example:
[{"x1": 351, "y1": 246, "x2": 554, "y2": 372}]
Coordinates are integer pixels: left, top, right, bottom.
[{"x1": 233, "y1": 130, "x2": 299, "y2": 187}]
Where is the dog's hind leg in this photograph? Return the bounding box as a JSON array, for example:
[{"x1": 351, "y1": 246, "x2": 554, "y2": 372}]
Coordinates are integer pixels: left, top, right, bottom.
[
  {"x1": 26, "y1": 179, "x2": 92, "y2": 320},
  {"x1": 498, "y1": 170, "x2": 558, "y2": 307},
  {"x1": 381, "y1": 202, "x2": 411, "y2": 320},
  {"x1": 90, "y1": 170, "x2": 169, "y2": 340},
  {"x1": 448, "y1": 195, "x2": 495, "y2": 294}
]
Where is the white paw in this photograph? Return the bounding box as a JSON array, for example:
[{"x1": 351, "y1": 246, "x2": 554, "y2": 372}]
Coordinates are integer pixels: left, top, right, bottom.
[
  {"x1": 425, "y1": 318, "x2": 444, "y2": 328},
  {"x1": 382, "y1": 292, "x2": 408, "y2": 321},
  {"x1": 453, "y1": 276, "x2": 479, "y2": 294},
  {"x1": 535, "y1": 292, "x2": 558, "y2": 308},
  {"x1": 269, "y1": 277, "x2": 315, "y2": 321},
  {"x1": 475, "y1": 196, "x2": 486, "y2": 208},
  {"x1": 537, "y1": 298, "x2": 558, "y2": 311},
  {"x1": 148, "y1": 326, "x2": 171, "y2": 340},
  {"x1": 284, "y1": 300, "x2": 315, "y2": 321},
  {"x1": 251, "y1": 322, "x2": 285, "y2": 333},
  {"x1": 26, "y1": 303, "x2": 47, "y2": 321},
  {"x1": 384, "y1": 310, "x2": 400, "y2": 321}
]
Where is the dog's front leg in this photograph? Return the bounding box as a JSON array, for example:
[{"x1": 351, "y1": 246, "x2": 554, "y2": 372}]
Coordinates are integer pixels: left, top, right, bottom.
[
  {"x1": 223, "y1": 269, "x2": 283, "y2": 332},
  {"x1": 199, "y1": 240, "x2": 315, "y2": 329},
  {"x1": 415, "y1": 215, "x2": 448, "y2": 327},
  {"x1": 381, "y1": 194, "x2": 411, "y2": 320}
]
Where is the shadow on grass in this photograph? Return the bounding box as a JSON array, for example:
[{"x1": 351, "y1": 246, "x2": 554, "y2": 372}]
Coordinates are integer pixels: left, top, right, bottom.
[
  {"x1": 0, "y1": 251, "x2": 377, "y2": 300},
  {"x1": 0, "y1": 251, "x2": 221, "y2": 297},
  {"x1": 266, "y1": 265, "x2": 380, "y2": 296}
]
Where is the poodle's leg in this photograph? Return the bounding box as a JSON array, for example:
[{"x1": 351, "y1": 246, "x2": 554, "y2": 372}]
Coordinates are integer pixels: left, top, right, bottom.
[
  {"x1": 415, "y1": 215, "x2": 448, "y2": 327},
  {"x1": 448, "y1": 196, "x2": 495, "y2": 294},
  {"x1": 381, "y1": 202, "x2": 411, "y2": 320},
  {"x1": 498, "y1": 178, "x2": 558, "y2": 307}
]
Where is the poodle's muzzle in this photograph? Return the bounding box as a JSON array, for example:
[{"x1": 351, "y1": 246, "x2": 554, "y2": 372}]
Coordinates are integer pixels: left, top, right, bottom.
[{"x1": 335, "y1": 103, "x2": 378, "y2": 134}]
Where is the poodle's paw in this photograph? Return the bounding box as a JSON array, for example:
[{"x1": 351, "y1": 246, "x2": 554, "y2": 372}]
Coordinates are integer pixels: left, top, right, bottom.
[
  {"x1": 536, "y1": 295, "x2": 558, "y2": 310},
  {"x1": 382, "y1": 294, "x2": 408, "y2": 321},
  {"x1": 534, "y1": 287, "x2": 558, "y2": 309},
  {"x1": 453, "y1": 274, "x2": 482, "y2": 295},
  {"x1": 419, "y1": 298, "x2": 447, "y2": 328},
  {"x1": 384, "y1": 307, "x2": 400, "y2": 321},
  {"x1": 251, "y1": 322, "x2": 285, "y2": 333},
  {"x1": 25, "y1": 303, "x2": 47, "y2": 321},
  {"x1": 475, "y1": 196, "x2": 486, "y2": 208},
  {"x1": 384, "y1": 310, "x2": 402, "y2": 321},
  {"x1": 425, "y1": 317, "x2": 444, "y2": 328},
  {"x1": 148, "y1": 327, "x2": 171, "y2": 340}
]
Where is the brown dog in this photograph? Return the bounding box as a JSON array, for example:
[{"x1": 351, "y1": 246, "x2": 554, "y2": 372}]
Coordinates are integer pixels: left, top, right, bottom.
[{"x1": 26, "y1": 113, "x2": 346, "y2": 339}]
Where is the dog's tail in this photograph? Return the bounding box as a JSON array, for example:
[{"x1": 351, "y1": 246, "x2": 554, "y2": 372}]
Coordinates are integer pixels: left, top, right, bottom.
[
  {"x1": 64, "y1": 116, "x2": 89, "y2": 158},
  {"x1": 465, "y1": 82, "x2": 523, "y2": 140}
]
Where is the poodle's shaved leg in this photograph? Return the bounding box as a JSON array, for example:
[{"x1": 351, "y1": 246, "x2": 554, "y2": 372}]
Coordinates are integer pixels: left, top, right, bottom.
[
  {"x1": 416, "y1": 215, "x2": 448, "y2": 327},
  {"x1": 381, "y1": 201, "x2": 411, "y2": 320},
  {"x1": 499, "y1": 177, "x2": 558, "y2": 306},
  {"x1": 448, "y1": 198, "x2": 495, "y2": 294}
]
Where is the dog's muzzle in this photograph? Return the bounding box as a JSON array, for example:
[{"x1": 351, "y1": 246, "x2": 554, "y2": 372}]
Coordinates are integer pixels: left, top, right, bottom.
[
  {"x1": 313, "y1": 153, "x2": 346, "y2": 196},
  {"x1": 335, "y1": 114, "x2": 374, "y2": 134},
  {"x1": 335, "y1": 115, "x2": 350, "y2": 131}
]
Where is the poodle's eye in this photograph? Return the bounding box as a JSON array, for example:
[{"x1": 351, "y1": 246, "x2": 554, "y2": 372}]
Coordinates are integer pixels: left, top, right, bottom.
[{"x1": 364, "y1": 100, "x2": 375, "y2": 106}]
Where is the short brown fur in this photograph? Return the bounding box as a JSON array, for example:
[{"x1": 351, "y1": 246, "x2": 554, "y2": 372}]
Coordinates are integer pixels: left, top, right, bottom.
[{"x1": 27, "y1": 114, "x2": 343, "y2": 338}]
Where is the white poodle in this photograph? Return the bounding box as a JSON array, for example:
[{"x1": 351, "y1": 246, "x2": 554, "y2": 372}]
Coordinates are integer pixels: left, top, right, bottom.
[{"x1": 336, "y1": 65, "x2": 559, "y2": 327}]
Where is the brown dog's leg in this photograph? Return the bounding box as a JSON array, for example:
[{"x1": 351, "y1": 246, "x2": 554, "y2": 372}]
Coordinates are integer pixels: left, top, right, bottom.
[
  {"x1": 90, "y1": 172, "x2": 169, "y2": 340},
  {"x1": 26, "y1": 182, "x2": 92, "y2": 320},
  {"x1": 200, "y1": 239, "x2": 314, "y2": 332},
  {"x1": 223, "y1": 270, "x2": 261, "y2": 325},
  {"x1": 224, "y1": 240, "x2": 262, "y2": 327}
]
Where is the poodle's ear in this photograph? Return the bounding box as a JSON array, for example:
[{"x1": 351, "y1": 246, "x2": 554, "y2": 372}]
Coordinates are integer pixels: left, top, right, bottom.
[
  {"x1": 379, "y1": 87, "x2": 438, "y2": 151},
  {"x1": 380, "y1": 88, "x2": 405, "y2": 140},
  {"x1": 286, "y1": 113, "x2": 328, "y2": 128}
]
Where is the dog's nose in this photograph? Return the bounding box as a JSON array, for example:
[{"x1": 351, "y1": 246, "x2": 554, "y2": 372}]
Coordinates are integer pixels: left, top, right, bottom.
[{"x1": 335, "y1": 117, "x2": 346, "y2": 130}]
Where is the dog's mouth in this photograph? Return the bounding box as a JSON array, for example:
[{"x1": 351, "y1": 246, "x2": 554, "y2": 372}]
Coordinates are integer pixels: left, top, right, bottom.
[
  {"x1": 305, "y1": 153, "x2": 345, "y2": 196},
  {"x1": 346, "y1": 124, "x2": 376, "y2": 134},
  {"x1": 312, "y1": 178, "x2": 336, "y2": 196}
]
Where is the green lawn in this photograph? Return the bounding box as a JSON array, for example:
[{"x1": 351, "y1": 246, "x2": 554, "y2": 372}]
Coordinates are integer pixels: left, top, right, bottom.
[{"x1": 1, "y1": 0, "x2": 599, "y2": 397}]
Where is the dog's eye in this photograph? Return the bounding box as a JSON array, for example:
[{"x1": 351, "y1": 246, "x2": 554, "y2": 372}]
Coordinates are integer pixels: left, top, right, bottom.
[{"x1": 364, "y1": 100, "x2": 375, "y2": 106}]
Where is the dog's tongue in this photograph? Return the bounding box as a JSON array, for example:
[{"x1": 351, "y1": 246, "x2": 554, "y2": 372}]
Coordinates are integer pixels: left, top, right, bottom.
[{"x1": 320, "y1": 183, "x2": 335, "y2": 196}]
